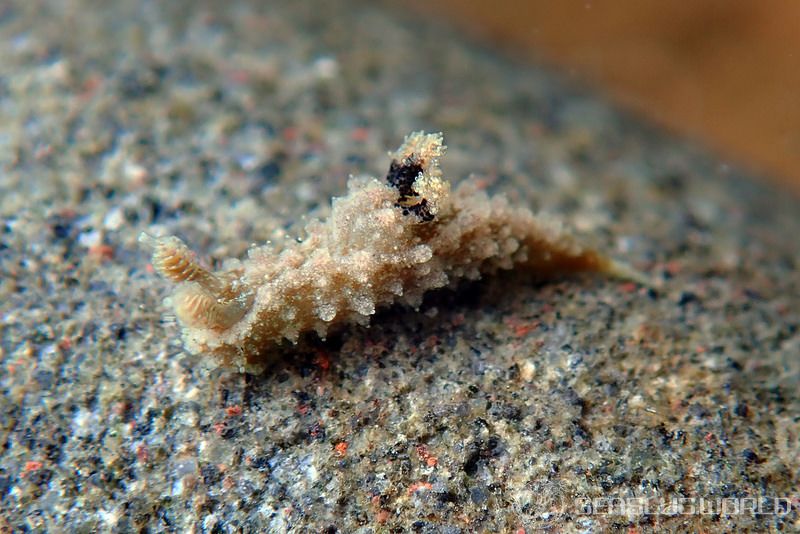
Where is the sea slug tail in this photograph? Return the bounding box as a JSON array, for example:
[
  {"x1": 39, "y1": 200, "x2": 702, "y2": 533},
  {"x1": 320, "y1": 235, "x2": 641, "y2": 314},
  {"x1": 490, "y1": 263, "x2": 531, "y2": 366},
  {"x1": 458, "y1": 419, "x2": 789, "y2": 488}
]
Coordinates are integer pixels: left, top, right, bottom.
[{"x1": 600, "y1": 257, "x2": 653, "y2": 286}]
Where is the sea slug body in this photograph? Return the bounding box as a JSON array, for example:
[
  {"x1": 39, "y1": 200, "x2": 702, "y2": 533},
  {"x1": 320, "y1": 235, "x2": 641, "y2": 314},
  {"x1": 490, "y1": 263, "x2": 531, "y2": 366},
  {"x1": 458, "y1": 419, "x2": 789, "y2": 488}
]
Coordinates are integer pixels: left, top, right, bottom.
[{"x1": 141, "y1": 132, "x2": 643, "y2": 371}]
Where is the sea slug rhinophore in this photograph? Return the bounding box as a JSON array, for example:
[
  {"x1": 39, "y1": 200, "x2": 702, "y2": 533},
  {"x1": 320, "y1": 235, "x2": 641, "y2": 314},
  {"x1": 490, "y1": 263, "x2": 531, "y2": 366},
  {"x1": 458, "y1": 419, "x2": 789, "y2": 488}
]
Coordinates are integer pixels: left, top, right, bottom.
[{"x1": 141, "y1": 132, "x2": 643, "y2": 371}]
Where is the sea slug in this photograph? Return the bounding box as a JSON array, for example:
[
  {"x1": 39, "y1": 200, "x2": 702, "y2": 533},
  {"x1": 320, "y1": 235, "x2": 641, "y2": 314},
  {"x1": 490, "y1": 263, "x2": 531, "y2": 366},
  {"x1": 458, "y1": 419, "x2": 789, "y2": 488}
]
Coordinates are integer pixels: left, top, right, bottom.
[{"x1": 141, "y1": 132, "x2": 643, "y2": 371}]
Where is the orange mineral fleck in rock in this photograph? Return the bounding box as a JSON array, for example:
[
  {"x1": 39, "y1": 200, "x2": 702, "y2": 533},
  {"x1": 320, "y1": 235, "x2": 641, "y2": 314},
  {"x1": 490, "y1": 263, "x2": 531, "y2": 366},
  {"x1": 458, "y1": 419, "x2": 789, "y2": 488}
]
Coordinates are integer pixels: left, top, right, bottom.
[{"x1": 334, "y1": 441, "x2": 348, "y2": 457}]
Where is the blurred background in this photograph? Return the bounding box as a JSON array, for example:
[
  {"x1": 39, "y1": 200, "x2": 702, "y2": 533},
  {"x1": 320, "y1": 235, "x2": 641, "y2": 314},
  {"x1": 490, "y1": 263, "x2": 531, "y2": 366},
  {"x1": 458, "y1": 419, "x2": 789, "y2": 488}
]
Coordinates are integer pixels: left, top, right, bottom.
[{"x1": 411, "y1": 0, "x2": 800, "y2": 194}]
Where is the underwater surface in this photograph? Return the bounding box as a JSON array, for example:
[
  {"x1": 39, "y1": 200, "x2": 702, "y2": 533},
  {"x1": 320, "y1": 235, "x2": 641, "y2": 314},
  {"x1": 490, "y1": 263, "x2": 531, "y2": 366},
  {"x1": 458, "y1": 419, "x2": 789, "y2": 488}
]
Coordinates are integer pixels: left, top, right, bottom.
[{"x1": 0, "y1": 0, "x2": 798, "y2": 531}]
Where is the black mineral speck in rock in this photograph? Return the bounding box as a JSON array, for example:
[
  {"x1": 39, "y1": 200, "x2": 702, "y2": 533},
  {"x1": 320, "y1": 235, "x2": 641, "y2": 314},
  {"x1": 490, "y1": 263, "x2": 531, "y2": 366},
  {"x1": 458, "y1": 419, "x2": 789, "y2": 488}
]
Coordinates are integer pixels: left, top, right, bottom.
[
  {"x1": 469, "y1": 486, "x2": 488, "y2": 504},
  {"x1": 741, "y1": 449, "x2": 759, "y2": 464},
  {"x1": 258, "y1": 161, "x2": 281, "y2": 182},
  {"x1": 118, "y1": 64, "x2": 166, "y2": 98}
]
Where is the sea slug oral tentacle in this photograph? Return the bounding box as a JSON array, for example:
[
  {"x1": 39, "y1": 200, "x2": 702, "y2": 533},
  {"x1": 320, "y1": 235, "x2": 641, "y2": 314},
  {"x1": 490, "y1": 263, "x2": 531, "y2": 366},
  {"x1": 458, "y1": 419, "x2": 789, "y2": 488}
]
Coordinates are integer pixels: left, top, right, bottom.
[
  {"x1": 139, "y1": 234, "x2": 222, "y2": 292},
  {"x1": 142, "y1": 131, "x2": 645, "y2": 371},
  {"x1": 172, "y1": 284, "x2": 251, "y2": 331},
  {"x1": 140, "y1": 233, "x2": 254, "y2": 332}
]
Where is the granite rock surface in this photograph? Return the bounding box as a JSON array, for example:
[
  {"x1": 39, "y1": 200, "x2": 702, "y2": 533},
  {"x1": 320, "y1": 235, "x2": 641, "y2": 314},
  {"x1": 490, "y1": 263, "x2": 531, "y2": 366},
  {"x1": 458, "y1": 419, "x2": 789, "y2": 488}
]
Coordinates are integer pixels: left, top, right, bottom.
[{"x1": 0, "y1": 0, "x2": 798, "y2": 532}]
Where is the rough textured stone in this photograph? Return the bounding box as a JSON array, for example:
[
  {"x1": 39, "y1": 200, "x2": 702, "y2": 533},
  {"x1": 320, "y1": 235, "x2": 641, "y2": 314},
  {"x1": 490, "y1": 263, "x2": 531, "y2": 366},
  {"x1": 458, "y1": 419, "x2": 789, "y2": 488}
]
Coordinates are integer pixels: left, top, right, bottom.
[{"x1": 0, "y1": 0, "x2": 797, "y2": 531}]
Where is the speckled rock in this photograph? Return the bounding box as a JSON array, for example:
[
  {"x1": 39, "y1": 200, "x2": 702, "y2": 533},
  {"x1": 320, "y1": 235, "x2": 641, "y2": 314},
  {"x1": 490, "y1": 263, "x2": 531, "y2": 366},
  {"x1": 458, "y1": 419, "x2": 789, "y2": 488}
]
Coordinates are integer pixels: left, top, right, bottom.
[{"x1": 0, "y1": 0, "x2": 798, "y2": 532}]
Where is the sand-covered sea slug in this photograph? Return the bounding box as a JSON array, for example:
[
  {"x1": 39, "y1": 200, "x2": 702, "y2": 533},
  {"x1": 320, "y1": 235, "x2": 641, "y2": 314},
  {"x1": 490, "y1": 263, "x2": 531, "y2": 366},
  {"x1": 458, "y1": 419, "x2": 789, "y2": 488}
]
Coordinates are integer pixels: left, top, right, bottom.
[{"x1": 141, "y1": 132, "x2": 645, "y2": 371}]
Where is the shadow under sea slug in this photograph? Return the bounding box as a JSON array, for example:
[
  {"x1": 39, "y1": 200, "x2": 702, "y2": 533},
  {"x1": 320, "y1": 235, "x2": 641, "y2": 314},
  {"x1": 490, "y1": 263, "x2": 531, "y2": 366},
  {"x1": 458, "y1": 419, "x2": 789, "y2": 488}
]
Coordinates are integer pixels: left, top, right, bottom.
[{"x1": 141, "y1": 132, "x2": 645, "y2": 372}]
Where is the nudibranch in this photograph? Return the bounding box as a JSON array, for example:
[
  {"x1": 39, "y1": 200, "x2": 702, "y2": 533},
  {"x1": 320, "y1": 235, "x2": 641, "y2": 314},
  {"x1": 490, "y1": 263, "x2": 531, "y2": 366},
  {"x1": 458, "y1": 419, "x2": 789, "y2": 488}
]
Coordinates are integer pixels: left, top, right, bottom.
[{"x1": 141, "y1": 132, "x2": 644, "y2": 371}]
